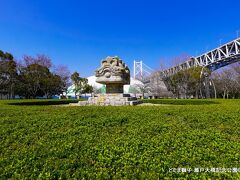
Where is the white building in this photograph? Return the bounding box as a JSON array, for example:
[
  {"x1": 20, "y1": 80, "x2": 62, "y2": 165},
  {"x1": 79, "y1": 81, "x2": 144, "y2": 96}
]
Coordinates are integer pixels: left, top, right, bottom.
[{"x1": 66, "y1": 76, "x2": 143, "y2": 97}]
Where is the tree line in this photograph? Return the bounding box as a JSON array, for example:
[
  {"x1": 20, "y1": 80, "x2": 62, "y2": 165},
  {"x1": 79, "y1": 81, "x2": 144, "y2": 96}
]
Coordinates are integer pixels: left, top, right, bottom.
[
  {"x1": 160, "y1": 61, "x2": 240, "y2": 99},
  {"x1": 0, "y1": 50, "x2": 92, "y2": 99},
  {"x1": 146, "y1": 54, "x2": 240, "y2": 99},
  {"x1": 164, "y1": 64, "x2": 240, "y2": 99},
  {"x1": 211, "y1": 64, "x2": 240, "y2": 98},
  {"x1": 1, "y1": 50, "x2": 239, "y2": 99}
]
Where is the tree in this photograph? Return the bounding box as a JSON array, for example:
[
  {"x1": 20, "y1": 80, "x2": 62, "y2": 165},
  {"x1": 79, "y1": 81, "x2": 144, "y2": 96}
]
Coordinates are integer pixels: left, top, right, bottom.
[
  {"x1": 163, "y1": 53, "x2": 196, "y2": 98},
  {"x1": 41, "y1": 74, "x2": 63, "y2": 98},
  {"x1": 212, "y1": 68, "x2": 238, "y2": 99},
  {"x1": 165, "y1": 66, "x2": 207, "y2": 98},
  {"x1": 210, "y1": 62, "x2": 240, "y2": 99},
  {"x1": 133, "y1": 83, "x2": 151, "y2": 99},
  {"x1": 0, "y1": 51, "x2": 17, "y2": 99},
  {"x1": 19, "y1": 64, "x2": 50, "y2": 98},
  {"x1": 7, "y1": 59, "x2": 17, "y2": 98},
  {"x1": 70, "y1": 72, "x2": 93, "y2": 98},
  {"x1": 80, "y1": 78, "x2": 89, "y2": 96},
  {"x1": 0, "y1": 52, "x2": 71, "y2": 99},
  {"x1": 165, "y1": 71, "x2": 185, "y2": 98},
  {"x1": 185, "y1": 66, "x2": 204, "y2": 98},
  {"x1": 82, "y1": 84, "x2": 93, "y2": 97},
  {"x1": 171, "y1": 53, "x2": 191, "y2": 67},
  {"x1": 16, "y1": 56, "x2": 64, "y2": 98},
  {"x1": 17, "y1": 64, "x2": 64, "y2": 99},
  {"x1": 71, "y1": 72, "x2": 82, "y2": 98},
  {"x1": 22, "y1": 54, "x2": 52, "y2": 68},
  {"x1": 54, "y1": 65, "x2": 71, "y2": 97},
  {"x1": 128, "y1": 85, "x2": 140, "y2": 97}
]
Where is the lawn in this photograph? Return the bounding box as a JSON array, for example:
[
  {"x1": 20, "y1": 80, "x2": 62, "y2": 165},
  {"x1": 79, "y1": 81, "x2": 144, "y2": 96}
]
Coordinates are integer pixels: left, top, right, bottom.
[{"x1": 0, "y1": 99, "x2": 240, "y2": 179}]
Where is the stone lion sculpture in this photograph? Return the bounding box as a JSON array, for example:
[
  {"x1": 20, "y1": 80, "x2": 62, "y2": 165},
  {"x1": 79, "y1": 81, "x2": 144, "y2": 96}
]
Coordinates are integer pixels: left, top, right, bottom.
[{"x1": 95, "y1": 56, "x2": 130, "y2": 85}]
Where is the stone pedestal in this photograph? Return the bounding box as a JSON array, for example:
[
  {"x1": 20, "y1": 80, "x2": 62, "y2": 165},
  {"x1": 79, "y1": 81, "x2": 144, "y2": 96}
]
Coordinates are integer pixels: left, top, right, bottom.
[
  {"x1": 78, "y1": 94, "x2": 142, "y2": 106},
  {"x1": 106, "y1": 84, "x2": 123, "y2": 93}
]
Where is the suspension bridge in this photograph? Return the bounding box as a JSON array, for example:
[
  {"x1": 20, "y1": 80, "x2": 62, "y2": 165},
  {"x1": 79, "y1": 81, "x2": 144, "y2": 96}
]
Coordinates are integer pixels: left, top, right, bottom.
[{"x1": 133, "y1": 60, "x2": 154, "y2": 80}]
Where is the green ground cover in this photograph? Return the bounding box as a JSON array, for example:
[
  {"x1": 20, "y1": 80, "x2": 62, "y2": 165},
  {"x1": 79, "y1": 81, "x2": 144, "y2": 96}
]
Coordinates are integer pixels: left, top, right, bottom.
[{"x1": 0, "y1": 99, "x2": 240, "y2": 179}]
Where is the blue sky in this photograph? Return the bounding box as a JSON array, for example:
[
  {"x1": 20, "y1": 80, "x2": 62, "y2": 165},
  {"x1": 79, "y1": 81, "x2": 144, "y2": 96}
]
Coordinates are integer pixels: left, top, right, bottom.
[{"x1": 0, "y1": 0, "x2": 239, "y2": 77}]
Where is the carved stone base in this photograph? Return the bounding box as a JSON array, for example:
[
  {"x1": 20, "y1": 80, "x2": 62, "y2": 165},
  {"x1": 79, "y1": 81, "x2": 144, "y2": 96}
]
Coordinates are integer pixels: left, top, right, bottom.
[
  {"x1": 78, "y1": 94, "x2": 142, "y2": 106},
  {"x1": 106, "y1": 84, "x2": 123, "y2": 93}
]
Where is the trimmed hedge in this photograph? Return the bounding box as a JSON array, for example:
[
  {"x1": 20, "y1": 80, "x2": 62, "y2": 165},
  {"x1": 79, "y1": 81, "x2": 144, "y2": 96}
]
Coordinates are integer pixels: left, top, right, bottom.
[{"x1": 5, "y1": 99, "x2": 81, "y2": 106}]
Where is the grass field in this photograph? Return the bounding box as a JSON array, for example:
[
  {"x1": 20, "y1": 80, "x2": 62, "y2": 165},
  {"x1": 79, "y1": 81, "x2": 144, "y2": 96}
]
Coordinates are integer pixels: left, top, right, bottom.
[{"x1": 0, "y1": 99, "x2": 240, "y2": 179}]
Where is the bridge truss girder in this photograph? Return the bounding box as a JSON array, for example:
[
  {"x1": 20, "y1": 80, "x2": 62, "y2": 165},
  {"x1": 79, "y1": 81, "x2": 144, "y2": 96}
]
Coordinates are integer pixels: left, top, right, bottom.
[{"x1": 162, "y1": 38, "x2": 240, "y2": 77}]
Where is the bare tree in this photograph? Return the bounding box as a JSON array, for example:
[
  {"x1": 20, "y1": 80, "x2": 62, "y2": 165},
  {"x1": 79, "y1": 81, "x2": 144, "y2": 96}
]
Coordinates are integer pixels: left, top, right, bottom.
[
  {"x1": 148, "y1": 71, "x2": 172, "y2": 98},
  {"x1": 54, "y1": 65, "x2": 71, "y2": 97},
  {"x1": 212, "y1": 67, "x2": 239, "y2": 99},
  {"x1": 22, "y1": 54, "x2": 52, "y2": 68},
  {"x1": 171, "y1": 53, "x2": 191, "y2": 67},
  {"x1": 133, "y1": 83, "x2": 151, "y2": 99}
]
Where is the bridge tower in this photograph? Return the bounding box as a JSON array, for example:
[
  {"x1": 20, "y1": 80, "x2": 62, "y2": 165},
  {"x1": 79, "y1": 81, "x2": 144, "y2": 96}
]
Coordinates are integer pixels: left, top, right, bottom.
[
  {"x1": 133, "y1": 60, "x2": 143, "y2": 80},
  {"x1": 133, "y1": 60, "x2": 154, "y2": 81}
]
